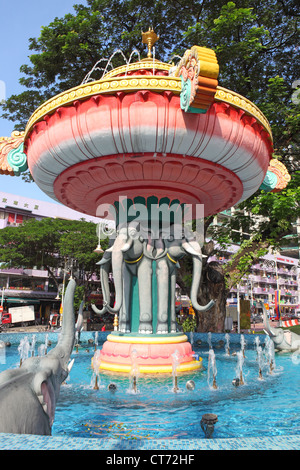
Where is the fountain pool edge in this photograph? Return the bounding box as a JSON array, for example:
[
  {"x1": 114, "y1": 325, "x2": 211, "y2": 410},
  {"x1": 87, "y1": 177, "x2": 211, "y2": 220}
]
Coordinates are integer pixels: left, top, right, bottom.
[
  {"x1": 0, "y1": 432, "x2": 299, "y2": 450},
  {"x1": 1, "y1": 331, "x2": 299, "y2": 450}
]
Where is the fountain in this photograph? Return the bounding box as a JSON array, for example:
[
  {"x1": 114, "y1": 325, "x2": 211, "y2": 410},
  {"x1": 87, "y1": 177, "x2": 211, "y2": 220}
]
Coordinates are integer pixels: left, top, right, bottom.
[
  {"x1": 30, "y1": 334, "x2": 36, "y2": 357},
  {"x1": 207, "y1": 349, "x2": 218, "y2": 390},
  {"x1": 190, "y1": 331, "x2": 194, "y2": 349},
  {"x1": 254, "y1": 335, "x2": 260, "y2": 356},
  {"x1": 0, "y1": 27, "x2": 293, "y2": 444},
  {"x1": 257, "y1": 345, "x2": 264, "y2": 380},
  {"x1": 75, "y1": 331, "x2": 79, "y2": 353},
  {"x1": 1, "y1": 28, "x2": 285, "y2": 379},
  {"x1": 1, "y1": 331, "x2": 300, "y2": 446},
  {"x1": 18, "y1": 336, "x2": 30, "y2": 367},
  {"x1": 171, "y1": 349, "x2": 180, "y2": 393},
  {"x1": 265, "y1": 336, "x2": 275, "y2": 374},
  {"x1": 235, "y1": 350, "x2": 245, "y2": 385},
  {"x1": 225, "y1": 333, "x2": 230, "y2": 356},
  {"x1": 92, "y1": 349, "x2": 101, "y2": 390},
  {"x1": 129, "y1": 349, "x2": 139, "y2": 393},
  {"x1": 240, "y1": 334, "x2": 246, "y2": 358},
  {"x1": 44, "y1": 333, "x2": 49, "y2": 355},
  {"x1": 37, "y1": 343, "x2": 46, "y2": 356}
]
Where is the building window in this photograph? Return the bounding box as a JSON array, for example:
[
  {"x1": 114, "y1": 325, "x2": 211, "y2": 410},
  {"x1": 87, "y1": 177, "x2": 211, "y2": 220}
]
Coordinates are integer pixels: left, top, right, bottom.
[{"x1": 7, "y1": 213, "x2": 23, "y2": 225}]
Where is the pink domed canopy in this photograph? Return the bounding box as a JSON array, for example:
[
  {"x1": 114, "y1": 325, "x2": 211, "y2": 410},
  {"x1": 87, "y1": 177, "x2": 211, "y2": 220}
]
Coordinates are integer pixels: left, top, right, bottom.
[{"x1": 23, "y1": 47, "x2": 273, "y2": 218}]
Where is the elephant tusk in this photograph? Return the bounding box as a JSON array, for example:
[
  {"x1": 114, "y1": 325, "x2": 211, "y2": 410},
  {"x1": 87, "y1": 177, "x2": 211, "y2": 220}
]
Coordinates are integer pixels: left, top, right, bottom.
[
  {"x1": 67, "y1": 359, "x2": 75, "y2": 373},
  {"x1": 121, "y1": 237, "x2": 134, "y2": 252}
]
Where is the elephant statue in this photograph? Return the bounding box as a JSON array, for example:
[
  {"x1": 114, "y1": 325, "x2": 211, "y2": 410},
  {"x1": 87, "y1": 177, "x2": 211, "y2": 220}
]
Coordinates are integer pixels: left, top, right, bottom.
[
  {"x1": 143, "y1": 226, "x2": 215, "y2": 334},
  {"x1": 262, "y1": 302, "x2": 300, "y2": 352},
  {"x1": 0, "y1": 279, "x2": 77, "y2": 435},
  {"x1": 93, "y1": 223, "x2": 159, "y2": 334},
  {"x1": 92, "y1": 222, "x2": 215, "y2": 335}
]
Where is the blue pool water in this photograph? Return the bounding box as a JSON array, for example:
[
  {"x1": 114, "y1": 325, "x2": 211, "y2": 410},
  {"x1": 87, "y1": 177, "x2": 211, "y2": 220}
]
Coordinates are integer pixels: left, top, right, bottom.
[{"x1": 1, "y1": 331, "x2": 300, "y2": 441}]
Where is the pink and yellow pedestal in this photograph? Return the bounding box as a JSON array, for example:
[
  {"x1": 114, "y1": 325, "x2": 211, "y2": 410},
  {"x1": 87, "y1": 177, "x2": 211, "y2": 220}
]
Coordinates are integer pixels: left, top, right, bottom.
[{"x1": 98, "y1": 333, "x2": 202, "y2": 374}]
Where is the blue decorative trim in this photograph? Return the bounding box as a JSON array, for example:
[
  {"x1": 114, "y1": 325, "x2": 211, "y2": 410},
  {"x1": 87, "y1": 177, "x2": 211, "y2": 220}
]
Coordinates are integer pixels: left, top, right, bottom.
[
  {"x1": 260, "y1": 170, "x2": 278, "y2": 192},
  {"x1": 7, "y1": 143, "x2": 28, "y2": 176}
]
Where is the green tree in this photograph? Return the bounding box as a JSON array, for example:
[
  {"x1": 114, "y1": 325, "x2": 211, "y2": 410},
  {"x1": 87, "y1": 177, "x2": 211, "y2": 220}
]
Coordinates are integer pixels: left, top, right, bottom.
[{"x1": 0, "y1": 217, "x2": 108, "y2": 293}]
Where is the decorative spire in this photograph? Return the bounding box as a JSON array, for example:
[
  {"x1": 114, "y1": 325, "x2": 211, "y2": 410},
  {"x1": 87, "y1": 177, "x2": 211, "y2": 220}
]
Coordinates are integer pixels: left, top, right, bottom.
[{"x1": 142, "y1": 27, "x2": 159, "y2": 59}]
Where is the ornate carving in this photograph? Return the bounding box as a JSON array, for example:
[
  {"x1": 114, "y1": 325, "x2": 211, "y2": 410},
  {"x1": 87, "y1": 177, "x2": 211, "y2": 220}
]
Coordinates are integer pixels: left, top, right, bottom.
[
  {"x1": 24, "y1": 76, "x2": 181, "y2": 137},
  {"x1": 53, "y1": 153, "x2": 243, "y2": 218},
  {"x1": 260, "y1": 159, "x2": 291, "y2": 192},
  {"x1": 214, "y1": 87, "x2": 272, "y2": 139},
  {"x1": 176, "y1": 45, "x2": 219, "y2": 113},
  {"x1": 0, "y1": 131, "x2": 27, "y2": 176},
  {"x1": 142, "y1": 28, "x2": 159, "y2": 59},
  {"x1": 269, "y1": 159, "x2": 291, "y2": 192},
  {"x1": 24, "y1": 78, "x2": 272, "y2": 142}
]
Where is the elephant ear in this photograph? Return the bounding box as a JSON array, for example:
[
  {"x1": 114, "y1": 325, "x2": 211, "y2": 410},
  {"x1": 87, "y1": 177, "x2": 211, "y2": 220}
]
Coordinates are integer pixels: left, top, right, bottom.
[{"x1": 31, "y1": 368, "x2": 56, "y2": 426}]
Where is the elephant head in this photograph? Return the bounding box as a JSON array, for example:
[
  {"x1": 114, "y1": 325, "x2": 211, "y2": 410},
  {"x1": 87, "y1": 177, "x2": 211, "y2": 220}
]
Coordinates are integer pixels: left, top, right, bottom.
[
  {"x1": 262, "y1": 302, "x2": 300, "y2": 351},
  {"x1": 167, "y1": 233, "x2": 215, "y2": 313},
  {"x1": 103, "y1": 223, "x2": 148, "y2": 315},
  {"x1": 0, "y1": 279, "x2": 76, "y2": 435},
  {"x1": 142, "y1": 222, "x2": 168, "y2": 261}
]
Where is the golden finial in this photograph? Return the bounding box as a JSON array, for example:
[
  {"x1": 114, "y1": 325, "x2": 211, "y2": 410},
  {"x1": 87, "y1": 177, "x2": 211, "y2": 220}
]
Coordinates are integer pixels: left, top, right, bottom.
[{"x1": 142, "y1": 27, "x2": 159, "y2": 59}]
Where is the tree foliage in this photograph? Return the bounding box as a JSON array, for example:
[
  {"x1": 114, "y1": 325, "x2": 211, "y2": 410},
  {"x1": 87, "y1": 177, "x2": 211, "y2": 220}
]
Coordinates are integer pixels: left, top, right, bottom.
[{"x1": 0, "y1": 218, "x2": 108, "y2": 291}]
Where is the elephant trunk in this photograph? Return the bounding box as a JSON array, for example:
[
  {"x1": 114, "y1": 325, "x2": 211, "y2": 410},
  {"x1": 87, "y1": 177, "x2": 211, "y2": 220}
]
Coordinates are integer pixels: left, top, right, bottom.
[
  {"x1": 143, "y1": 237, "x2": 167, "y2": 260},
  {"x1": 93, "y1": 258, "x2": 112, "y2": 315},
  {"x1": 107, "y1": 251, "x2": 123, "y2": 313},
  {"x1": 49, "y1": 278, "x2": 76, "y2": 366},
  {"x1": 190, "y1": 256, "x2": 215, "y2": 312}
]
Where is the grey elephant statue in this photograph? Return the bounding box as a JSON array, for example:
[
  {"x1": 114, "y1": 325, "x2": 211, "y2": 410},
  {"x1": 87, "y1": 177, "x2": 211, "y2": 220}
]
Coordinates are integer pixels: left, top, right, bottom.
[
  {"x1": 92, "y1": 223, "x2": 156, "y2": 333},
  {"x1": 92, "y1": 222, "x2": 214, "y2": 335},
  {"x1": 142, "y1": 226, "x2": 215, "y2": 333},
  {"x1": 0, "y1": 278, "x2": 76, "y2": 435},
  {"x1": 262, "y1": 302, "x2": 300, "y2": 352}
]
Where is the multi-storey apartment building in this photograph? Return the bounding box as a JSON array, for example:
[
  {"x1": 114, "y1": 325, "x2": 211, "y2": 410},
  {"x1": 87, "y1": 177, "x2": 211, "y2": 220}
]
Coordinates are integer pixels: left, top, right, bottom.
[
  {"x1": 209, "y1": 208, "x2": 299, "y2": 318},
  {"x1": 227, "y1": 253, "x2": 299, "y2": 317}
]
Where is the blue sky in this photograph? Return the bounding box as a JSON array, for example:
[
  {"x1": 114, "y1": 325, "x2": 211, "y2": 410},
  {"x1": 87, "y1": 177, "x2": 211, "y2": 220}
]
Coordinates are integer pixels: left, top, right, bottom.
[{"x1": 0, "y1": 0, "x2": 81, "y2": 203}]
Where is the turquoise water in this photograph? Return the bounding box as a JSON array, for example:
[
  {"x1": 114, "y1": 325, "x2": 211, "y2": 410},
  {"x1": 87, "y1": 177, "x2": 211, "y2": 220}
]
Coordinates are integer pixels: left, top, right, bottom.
[{"x1": 1, "y1": 332, "x2": 300, "y2": 440}]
